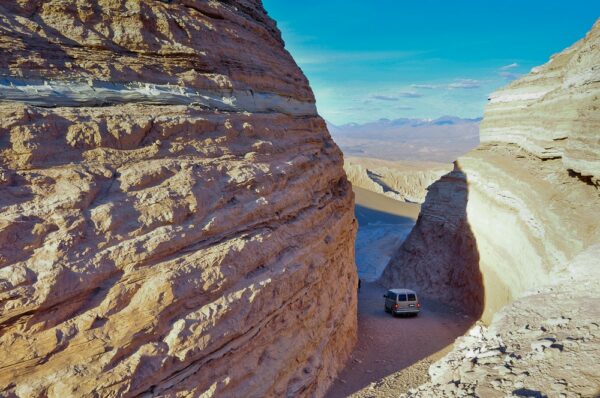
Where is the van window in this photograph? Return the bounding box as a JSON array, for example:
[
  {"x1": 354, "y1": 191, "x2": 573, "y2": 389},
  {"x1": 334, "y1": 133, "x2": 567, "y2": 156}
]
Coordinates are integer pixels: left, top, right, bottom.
[
  {"x1": 388, "y1": 293, "x2": 397, "y2": 300},
  {"x1": 407, "y1": 294, "x2": 416, "y2": 301},
  {"x1": 398, "y1": 294, "x2": 407, "y2": 302}
]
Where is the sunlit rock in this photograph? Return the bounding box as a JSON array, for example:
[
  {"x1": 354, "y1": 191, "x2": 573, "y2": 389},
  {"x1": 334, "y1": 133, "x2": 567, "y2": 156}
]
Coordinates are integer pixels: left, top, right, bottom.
[{"x1": 0, "y1": 1, "x2": 357, "y2": 396}]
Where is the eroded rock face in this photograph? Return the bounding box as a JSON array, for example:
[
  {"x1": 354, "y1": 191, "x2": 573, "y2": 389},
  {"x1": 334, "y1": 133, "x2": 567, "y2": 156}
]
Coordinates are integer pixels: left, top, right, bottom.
[
  {"x1": 0, "y1": 2, "x2": 357, "y2": 397},
  {"x1": 406, "y1": 246, "x2": 600, "y2": 397},
  {"x1": 383, "y1": 19, "x2": 600, "y2": 319},
  {"x1": 383, "y1": 19, "x2": 600, "y2": 395},
  {"x1": 380, "y1": 166, "x2": 484, "y2": 316},
  {"x1": 344, "y1": 157, "x2": 451, "y2": 204}
]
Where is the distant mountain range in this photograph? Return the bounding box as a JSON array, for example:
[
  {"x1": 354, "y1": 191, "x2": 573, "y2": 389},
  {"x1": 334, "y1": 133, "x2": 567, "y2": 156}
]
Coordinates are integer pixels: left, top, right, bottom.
[{"x1": 328, "y1": 116, "x2": 481, "y2": 163}]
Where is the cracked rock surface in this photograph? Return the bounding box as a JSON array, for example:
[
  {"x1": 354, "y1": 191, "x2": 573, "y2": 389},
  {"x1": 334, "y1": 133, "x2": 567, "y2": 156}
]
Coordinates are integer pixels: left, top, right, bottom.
[
  {"x1": 406, "y1": 246, "x2": 600, "y2": 397},
  {"x1": 0, "y1": 1, "x2": 357, "y2": 397}
]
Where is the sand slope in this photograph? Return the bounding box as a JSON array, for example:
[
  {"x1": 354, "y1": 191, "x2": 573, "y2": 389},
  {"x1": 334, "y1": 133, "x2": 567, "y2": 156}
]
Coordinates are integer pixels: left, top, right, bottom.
[
  {"x1": 346, "y1": 157, "x2": 451, "y2": 204},
  {"x1": 353, "y1": 187, "x2": 419, "y2": 282}
]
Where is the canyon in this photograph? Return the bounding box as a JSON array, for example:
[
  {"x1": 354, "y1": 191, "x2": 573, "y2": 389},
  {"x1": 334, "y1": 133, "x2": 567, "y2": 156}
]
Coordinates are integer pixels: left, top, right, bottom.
[
  {"x1": 0, "y1": 1, "x2": 356, "y2": 397},
  {"x1": 345, "y1": 158, "x2": 448, "y2": 282},
  {"x1": 344, "y1": 157, "x2": 451, "y2": 204},
  {"x1": 0, "y1": 1, "x2": 599, "y2": 397},
  {"x1": 382, "y1": 19, "x2": 600, "y2": 396}
]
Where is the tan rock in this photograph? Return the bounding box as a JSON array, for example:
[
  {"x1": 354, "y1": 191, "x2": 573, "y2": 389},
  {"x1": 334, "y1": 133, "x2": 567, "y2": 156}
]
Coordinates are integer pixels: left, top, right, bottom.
[
  {"x1": 344, "y1": 157, "x2": 451, "y2": 204},
  {"x1": 0, "y1": 1, "x2": 357, "y2": 397},
  {"x1": 406, "y1": 246, "x2": 600, "y2": 397}
]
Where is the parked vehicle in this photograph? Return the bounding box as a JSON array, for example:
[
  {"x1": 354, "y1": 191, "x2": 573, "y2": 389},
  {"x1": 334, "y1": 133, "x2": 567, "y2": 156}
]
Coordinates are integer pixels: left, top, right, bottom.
[{"x1": 383, "y1": 288, "x2": 421, "y2": 316}]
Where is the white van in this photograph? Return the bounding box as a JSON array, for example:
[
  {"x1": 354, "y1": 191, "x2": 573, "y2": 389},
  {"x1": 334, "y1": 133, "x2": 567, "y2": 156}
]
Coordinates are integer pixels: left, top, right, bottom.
[{"x1": 383, "y1": 289, "x2": 421, "y2": 316}]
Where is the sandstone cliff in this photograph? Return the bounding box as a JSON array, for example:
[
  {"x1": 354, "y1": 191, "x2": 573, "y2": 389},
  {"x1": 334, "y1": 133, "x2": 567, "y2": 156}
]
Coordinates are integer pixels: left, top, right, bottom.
[
  {"x1": 383, "y1": 20, "x2": 600, "y2": 396},
  {"x1": 0, "y1": 2, "x2": 357, "y2": 397},
  {"x1": 344, "y1": 157, "x2": 451, "y2": 204}
]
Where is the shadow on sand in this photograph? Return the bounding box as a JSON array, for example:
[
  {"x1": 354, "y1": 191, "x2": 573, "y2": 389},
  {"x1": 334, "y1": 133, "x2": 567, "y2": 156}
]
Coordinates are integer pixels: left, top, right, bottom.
[
  {"x1": 327, "y1": 166, "x2": 484, "y2": 397},
  {"x1": 355, "y1": 204, "x2": 415, "y2": 226},
  {"x1": 380, "y1": 165, "x2": 484, "y2": 317}
]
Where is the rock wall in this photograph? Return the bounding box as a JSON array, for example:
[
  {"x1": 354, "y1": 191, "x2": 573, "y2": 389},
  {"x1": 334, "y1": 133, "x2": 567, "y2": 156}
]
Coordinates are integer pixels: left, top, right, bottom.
[
  {"x1": 383, "y1": 19, "x2": 600, "y2": 396},
  {"x1": 407, "y1": 246, "x2": 600, "y2": 397},
  {"x1": 344, "y1": 157, "x2": 451, "y2": 204},
  {"x1": 380, "y1": 166, "x2": 484, "y2": 316},
  {"x1": 0, "y1": 2, "x2": 357, "y2": 397}
]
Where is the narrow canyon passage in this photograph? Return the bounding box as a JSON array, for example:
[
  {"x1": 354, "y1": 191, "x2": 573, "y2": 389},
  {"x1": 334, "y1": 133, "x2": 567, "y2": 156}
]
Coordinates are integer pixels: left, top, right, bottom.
[
  {"x1": 325, "y1": 282, "x2": 475, "y2": 397},
  {"x1": 325, "y1": 188, "x2": 476, "y2": 397}
]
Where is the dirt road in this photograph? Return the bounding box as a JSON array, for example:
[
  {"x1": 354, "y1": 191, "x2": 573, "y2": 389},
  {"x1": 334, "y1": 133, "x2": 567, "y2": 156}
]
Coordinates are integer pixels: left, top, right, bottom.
[
  {"x1": 353, "y1": 187, "x2": 419, "y2": 282},
  {"x1": 325, "y1": 282, "x2": 475, "y2": 397}
]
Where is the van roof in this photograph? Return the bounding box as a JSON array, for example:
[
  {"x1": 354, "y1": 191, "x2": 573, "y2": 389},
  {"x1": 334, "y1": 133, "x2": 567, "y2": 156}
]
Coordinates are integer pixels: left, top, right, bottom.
[{"x1": 388, "y1": 288, "x2": 417, "y2": 294}]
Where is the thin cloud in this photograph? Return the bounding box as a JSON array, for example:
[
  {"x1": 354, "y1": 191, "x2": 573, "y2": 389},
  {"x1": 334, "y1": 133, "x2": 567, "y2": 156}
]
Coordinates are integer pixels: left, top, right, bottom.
[
  {"x1": 411, "y1": 80, "x2": 482, "y2": 90},
  {"x1": 499, "y1": 71, "x2": 521, "y2": 81},
  {"x1": 397, "y1": 92, "x2": 422, "y2": 98},
  {"x1": 500, "y1": 62, "x2": 519, "y2": 70},
  {"x1": 370, "y1": 95, "x2": 399, "y2": 101},
  {"x1": 498, "y1": 63, "x2": 522, "y2": 81},
  {"x1": 342, "y1": 106, "x2": 370, "y2": 112},
  {"x1": 369, "y1": 92, "x2": 422, "y2": 102},
  {"x1": 277, "y1": 22, "x2": 319, "y2": 46},
  {"x1": 448, "y1": 79, "x2": 481, "y2": 89},
  {"x1": 411, "y1": 84, "x2": 438, "y2": 89}
]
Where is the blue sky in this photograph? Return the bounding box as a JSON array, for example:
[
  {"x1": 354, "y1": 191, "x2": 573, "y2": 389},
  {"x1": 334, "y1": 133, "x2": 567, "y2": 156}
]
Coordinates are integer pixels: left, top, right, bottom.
[{"x1": 262, "y1": 1, "x2": 600, "y2": 125}]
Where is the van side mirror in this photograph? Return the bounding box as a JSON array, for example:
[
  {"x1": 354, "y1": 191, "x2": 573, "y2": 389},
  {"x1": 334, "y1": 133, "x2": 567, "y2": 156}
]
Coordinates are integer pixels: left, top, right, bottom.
[{"x1": 382, "y1": 294, "x2": 387, "y2": 298}]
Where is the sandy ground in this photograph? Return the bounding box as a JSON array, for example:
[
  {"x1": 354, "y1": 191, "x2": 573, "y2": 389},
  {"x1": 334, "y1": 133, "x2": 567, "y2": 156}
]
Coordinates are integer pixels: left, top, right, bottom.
[
  {"x1": 354, "y1": 187, "x2": 421, "y2": 221},
  {"x1": 325, "y1": 283, "x2": 475, "y2": 397},
  {"x1": 325, "y1": 187, "x2": 475, "y2": 397},
  {"x1": 353, "y1": 187, "x2": 419, "y2": 281}
]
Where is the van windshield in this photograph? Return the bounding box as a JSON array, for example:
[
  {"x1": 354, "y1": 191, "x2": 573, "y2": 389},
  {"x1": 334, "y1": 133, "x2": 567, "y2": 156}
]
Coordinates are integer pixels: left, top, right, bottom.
[{"x1": 407, "y1": 294, "x2": 416, "y2": 301}]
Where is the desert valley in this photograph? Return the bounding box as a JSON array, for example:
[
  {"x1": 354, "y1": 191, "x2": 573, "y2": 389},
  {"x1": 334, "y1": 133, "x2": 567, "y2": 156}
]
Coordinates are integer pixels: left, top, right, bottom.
[{"x1": 0, "y1": 1, "x2": 599, "y2": 398}]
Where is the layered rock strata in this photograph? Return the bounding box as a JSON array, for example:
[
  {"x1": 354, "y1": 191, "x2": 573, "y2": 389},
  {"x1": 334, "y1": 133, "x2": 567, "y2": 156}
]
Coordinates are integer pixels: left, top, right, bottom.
[
  {"x1": 344, "y1": 157, "x2": 451, "y2": 204},
  {"x1": 383, "y1": 19, "x2": 600, "y2": 394},
  {"x1": 0, "y1": 1, "x2": 357, "y2": 397}
]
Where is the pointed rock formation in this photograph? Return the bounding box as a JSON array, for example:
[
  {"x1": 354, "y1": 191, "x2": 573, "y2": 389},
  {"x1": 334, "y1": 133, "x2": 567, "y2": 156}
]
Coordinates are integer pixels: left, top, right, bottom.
[
  {"x1": 0, "y1": 1, "x2": 357, "y2": 397},
  {"x1": 382, "y1": 20, "x2": 600, "y2": 396}
]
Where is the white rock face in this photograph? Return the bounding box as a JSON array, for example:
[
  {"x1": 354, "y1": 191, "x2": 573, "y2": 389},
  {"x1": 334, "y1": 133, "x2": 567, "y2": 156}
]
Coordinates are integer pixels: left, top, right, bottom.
[
  {"x1": 481, "y1": 21, "x2": 600, "y2": 181},
  {"x1": 406, "y1": 246, "x2": 600, "y2": 397},
  {"x1": 0, "y1": 77, "x2": 318, "y2": 115}
]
